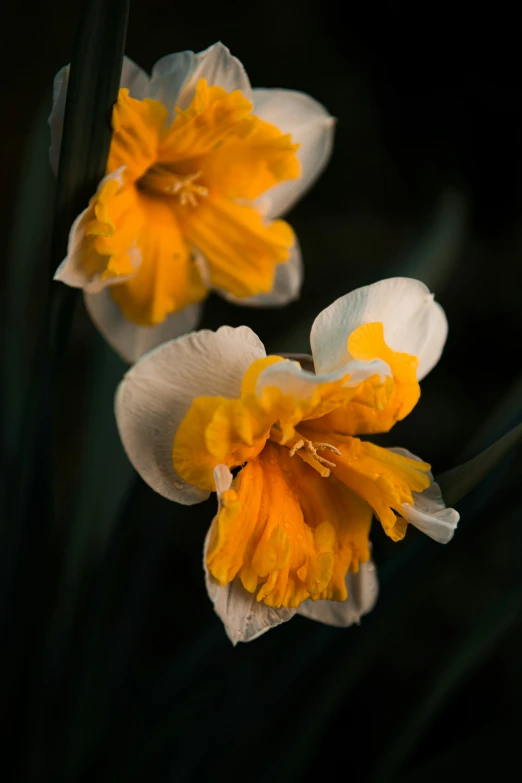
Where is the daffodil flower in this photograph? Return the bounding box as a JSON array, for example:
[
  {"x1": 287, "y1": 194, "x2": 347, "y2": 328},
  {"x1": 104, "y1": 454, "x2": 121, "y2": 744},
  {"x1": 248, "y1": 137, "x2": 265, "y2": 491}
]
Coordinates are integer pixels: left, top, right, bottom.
[
  {"x1": 49, "y1": 42, "x2": 334, "y2": 361},
  {"x1": 115, "y1": 278, "x2": 459, "y2": 643}
]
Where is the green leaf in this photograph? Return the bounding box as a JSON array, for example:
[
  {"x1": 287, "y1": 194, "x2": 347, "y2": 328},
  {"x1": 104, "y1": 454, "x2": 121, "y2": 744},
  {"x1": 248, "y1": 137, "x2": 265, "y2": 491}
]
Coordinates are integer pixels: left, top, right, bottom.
[
  {"x1": 437, "y1": 420, "x2": 522, "y2": 507},
  {"x1": 51, "y1": 0, "x2": 129, "y2": 252},
  {"x1": 9, "y1": 0, "x2": 131, "y2": 504},
  {"x1": 8, "y1": 2, "x2": 131, "y2": 779},
  {"x1": 394, "y1": 190, "x2": 467, "y2": 291},
  {"x1": 457, "y1": 373, "x2": 522, "y2": 461},
  {"x1": 39, "y1": 0, "x2": 131, "y2": 655},
  {"x1": 48, "y1": 0, "x2": 130, "y2": 364},
  {"x1": 48, "y1": 336, "x2": 135, "y2": 647},
  {"x1": 0, "y1": 96, "x2": 54, "y2": 514}
]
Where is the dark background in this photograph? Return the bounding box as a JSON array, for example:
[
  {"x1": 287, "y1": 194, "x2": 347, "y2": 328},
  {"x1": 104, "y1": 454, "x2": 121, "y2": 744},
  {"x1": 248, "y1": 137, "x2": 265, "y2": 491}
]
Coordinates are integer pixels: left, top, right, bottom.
[{"x1": 2, "y1": 2, "x2": 522, "y2": 781}]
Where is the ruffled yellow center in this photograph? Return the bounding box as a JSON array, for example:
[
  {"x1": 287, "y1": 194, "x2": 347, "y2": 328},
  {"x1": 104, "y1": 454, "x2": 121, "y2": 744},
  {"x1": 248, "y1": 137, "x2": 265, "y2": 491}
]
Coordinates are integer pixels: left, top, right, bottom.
[
  {"x1": 173, "y1": 323, "x2": 430, "y2": 608},
  {"x1": 79, "y1": 79, "x2": 300, "y2": 325},
  {"x1": 207, "y1": 442, "x2": 373, "y2": 607}
]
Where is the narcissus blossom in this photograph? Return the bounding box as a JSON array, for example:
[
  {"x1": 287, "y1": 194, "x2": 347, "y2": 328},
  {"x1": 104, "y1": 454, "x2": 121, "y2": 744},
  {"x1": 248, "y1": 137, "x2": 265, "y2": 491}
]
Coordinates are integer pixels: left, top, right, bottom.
[
  {"x1": 49, "y1": 43, "x2": 334, "y2": 361},
  {"x1": 115, "y1": 278, "x2": 459, "y2": 643}
]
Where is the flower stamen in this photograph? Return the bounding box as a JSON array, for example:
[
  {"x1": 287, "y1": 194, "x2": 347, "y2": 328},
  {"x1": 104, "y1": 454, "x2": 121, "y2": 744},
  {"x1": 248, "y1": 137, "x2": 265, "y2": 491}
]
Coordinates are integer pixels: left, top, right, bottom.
[
  {"x1": 139, "y1": 166, "x2": 209, "y2": 206},
  {"x1": 288, "y1": 438, "x2": 305, "y2": 457},
  {"x1": 288, "y1": 436, "x2": 340, "y2": 472},
  {"x1": 165, "y1": 171, "x2": 209, "y2": 206}
]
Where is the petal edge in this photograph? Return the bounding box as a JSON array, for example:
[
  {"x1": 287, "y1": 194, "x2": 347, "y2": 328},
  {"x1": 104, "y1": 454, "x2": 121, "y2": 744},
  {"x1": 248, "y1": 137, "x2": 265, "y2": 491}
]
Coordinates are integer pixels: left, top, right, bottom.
[
  {"x1": 84, "y1": 288, "x2": 203, "y2": 363},
  {"x1": 114, "y1": 326, "x2": 266, "y2": 504},
  {"x1": 217, "y1": 236, "x2": 303, "y2": 308},
  {"x1": 203, "y1": 468, "x2": 296, "y2": 645},
  {"x1": 176, "y1": 42, "x2": 252, "y2": 110},
  {"x1": 253, "y1": 88, "x2": 335, "y2": 219},
  {"x1": 311, "y1": 277, "x2": 448, "y2": 381},
  {"x1": 297, "y1": 558, "x2": 379, "y2": 627},
  {"x1": 389, "y1": 447, "x2": 459, "y2": 543}
]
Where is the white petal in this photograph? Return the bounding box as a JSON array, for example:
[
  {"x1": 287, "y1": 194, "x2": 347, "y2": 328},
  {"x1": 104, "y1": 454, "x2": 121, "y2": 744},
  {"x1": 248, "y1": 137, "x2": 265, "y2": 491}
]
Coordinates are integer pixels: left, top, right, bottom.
[
  {"x1": 213, "y1": 463, "x2": 234, "y2": 496},
  {"x1": 388, "y1": 447, "x2": 459, "y2": 544},
  {"x1": 416, "y1": 300, "x2": 448, "y2": 381},
  {"x1": 279, "y1": 353, "x2": 315, "y2": 372},
  {"x1": 177, "y1": 42, "x2": 252, "y2": 108},
  {"x1": 297, "y1": 558, "x2": 379, "y2": 627},
  {"x1": 311, "y1": 277, "x2": 448, "y2": 382},
  {"x1": 120, "y1": 55, "x2": 152, "y2": 100},
  {"x1": 149, "y1": 50, "x2": 196, "y2": 120},
  {"x1": 217, "y1": 236, "x2": 303, "y2": 308},
  {"x1": 204, "y1": 468, "x2": 296, "y2": 645},
  {"x1": 53, "y1": 168, "x2": 140, "y2": 293},
  {"x1": 84, "y1": 288, "x2": 203, "y2": 363},
  {"x1": 149, "y1": 43, "x2": 251, "y2": 119},
  {"x1": 205, "y1": 568, "x2": 296, "y2": 645},
  {"x1": 252, "y1": 88, "x2": 335, "y2": 219},
  {"x1": 256, "y1": 356, "x2": 390, "y2": 400},
  {"x1": 48, "y1": 57, "x2": 150, "y2": 176},
  {"x1": 114, "y1": 327, "x2": 266, "y2": 504}
]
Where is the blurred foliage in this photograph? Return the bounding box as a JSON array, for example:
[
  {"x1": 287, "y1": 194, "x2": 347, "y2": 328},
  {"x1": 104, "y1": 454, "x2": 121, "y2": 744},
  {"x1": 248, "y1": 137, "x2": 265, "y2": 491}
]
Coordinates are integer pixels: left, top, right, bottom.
[{"x1": 2, "y1": 1, "x2": 522, "y2": 782}]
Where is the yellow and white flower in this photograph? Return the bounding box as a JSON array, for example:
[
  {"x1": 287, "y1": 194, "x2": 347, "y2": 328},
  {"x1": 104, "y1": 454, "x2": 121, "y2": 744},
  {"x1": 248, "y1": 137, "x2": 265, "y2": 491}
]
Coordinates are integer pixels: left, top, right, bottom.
[
  {"x1": 49, "y1": 42, "x2": 334, "y2": 361},
  {"x1": 115, "y1": 277, "x2": 459, "y2": 643}
]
